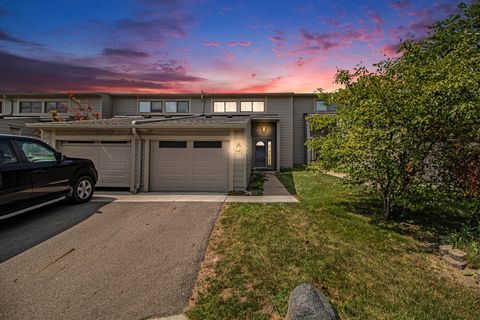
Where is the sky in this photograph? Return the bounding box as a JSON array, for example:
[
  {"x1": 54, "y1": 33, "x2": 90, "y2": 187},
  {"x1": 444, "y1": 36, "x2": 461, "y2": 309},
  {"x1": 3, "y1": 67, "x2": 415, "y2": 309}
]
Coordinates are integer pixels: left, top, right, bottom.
[{"x1": 0, "y1": 0, "x2": 465, "y2": 93}]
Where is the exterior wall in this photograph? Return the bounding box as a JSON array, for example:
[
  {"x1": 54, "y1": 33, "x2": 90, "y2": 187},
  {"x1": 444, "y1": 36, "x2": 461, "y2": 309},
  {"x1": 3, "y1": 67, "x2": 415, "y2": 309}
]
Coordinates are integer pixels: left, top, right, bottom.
[
  {"x1": 233, "y1": 129, "x2": 247, "y2": 190},
  {"x1": 266, "y1": 97, "x2": 294, "y2": 168},
  {"x1": 101, "y1": 94, "x2": 114, "y2": 118},
  {"x1": 112, "y1": 96, "x2": 199, "y2": 116},
  {"x1": 293, "y1": 96, "x2": 315, "y2": 166},
  {"x1": 244, "y1": 121, "x2": 252, "y2": 185},
  {"x1": 8, "y1": 95, "x2": 103, "y2": 117},
  {"x1": 0, "y1": 118, "x2": 39, "y2": 137}
]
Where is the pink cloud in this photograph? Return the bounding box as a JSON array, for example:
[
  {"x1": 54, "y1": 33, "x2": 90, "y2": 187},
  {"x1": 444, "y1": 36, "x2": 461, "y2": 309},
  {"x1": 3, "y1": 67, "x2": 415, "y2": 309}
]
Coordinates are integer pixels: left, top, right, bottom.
[
  {"x1": 295, "y1": 57, "x2": 305, "y2": 67},
  {"x1": 239, "y1": 41, "x2": 251, "y2": 46},
  {"x1": 227, "y1": 41, "x2": 237, "y2": 46},
  {"x1": 367, "y1": 10, "x2": 384, "y2": 25},
  {"x1": 390, "y1": 1, "x2": 410, "y2": 9},
  {"x1": 203, "y1": 41, "x2": 220, "y2": 47}
]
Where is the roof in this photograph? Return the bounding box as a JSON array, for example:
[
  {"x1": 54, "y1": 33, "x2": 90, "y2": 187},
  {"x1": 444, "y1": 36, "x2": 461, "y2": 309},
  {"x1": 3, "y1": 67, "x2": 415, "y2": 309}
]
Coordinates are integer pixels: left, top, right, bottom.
[
  {"x1": 26, "y1": 115, "x2": 251, "y2": 129},
  {"x1": 2, "y1": 91, "x2": 316, "y2": 98}
]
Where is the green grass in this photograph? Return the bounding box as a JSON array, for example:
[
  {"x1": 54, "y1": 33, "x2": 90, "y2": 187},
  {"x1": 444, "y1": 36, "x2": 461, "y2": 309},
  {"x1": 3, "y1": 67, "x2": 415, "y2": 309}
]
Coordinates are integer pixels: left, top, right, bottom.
[{"x1": 187, "y1": 172, "x2": 480, "y2": 320}]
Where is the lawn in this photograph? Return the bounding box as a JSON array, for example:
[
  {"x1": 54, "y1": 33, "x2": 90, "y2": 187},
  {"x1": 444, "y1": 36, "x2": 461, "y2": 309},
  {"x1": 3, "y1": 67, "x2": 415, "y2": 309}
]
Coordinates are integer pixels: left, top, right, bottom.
[{"x1": 187, "y1": 172, "x2": 480, "y2": 320}]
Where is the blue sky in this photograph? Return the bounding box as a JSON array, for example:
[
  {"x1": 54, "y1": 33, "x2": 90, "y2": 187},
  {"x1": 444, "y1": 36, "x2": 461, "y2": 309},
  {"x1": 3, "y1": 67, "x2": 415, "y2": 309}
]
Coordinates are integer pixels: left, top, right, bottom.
[{"x1": 0, "y1": 0, "x2": 464, "y2": 93}]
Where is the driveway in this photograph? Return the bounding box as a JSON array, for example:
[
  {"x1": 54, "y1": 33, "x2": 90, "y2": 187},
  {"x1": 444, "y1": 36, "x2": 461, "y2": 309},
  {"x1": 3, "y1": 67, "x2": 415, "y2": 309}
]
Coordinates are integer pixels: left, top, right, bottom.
[{"x1": 0, "y1": 200, "x2": 222, "y2": 320}]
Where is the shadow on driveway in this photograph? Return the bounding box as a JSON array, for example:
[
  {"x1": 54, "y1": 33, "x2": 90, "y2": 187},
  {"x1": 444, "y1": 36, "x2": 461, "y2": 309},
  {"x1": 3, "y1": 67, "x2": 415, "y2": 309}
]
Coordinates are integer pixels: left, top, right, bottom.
[{"x1": 0, "y1": 199, "x2": 114, "y2": 263}]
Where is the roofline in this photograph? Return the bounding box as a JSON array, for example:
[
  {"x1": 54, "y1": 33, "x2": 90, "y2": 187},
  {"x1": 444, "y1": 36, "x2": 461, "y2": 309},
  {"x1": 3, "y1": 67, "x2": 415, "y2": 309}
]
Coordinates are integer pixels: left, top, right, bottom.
[
  {"x1": 26, "y1": 121, "x2": 249, "y2": 130},
  {"x1": 2, "y1": 91, "x2": 317, "y2": 98}
]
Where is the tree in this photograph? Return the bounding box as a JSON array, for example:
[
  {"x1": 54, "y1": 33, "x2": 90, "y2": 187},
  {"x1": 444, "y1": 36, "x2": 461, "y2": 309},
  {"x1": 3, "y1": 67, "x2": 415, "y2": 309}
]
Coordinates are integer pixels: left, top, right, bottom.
[
  {"x1": 308, "y1": 1, "x2": 480, "y2": 219},
  {"x1": 50, "y1": 93, "x2": 101, "y2": 122}
]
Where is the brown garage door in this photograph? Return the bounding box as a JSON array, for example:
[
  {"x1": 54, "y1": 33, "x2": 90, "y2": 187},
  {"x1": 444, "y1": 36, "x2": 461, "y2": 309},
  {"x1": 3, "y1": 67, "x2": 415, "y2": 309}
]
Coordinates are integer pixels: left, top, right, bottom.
[
  {"x1": 150, "y1": 140, "x2": 229, "y2": 192},
  {"x1": 61, "y1": 141, "x2": 131, "y2": 187}
]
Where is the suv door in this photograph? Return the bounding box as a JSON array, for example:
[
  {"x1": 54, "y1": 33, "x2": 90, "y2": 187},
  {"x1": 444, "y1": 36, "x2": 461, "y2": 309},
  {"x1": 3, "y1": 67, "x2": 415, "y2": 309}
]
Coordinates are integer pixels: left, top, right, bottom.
[
  {"x1": 15, "y1": 140, "x2": 70, "y2": 201},
  {"x1": 0, "y1": 140, "x2": 32, "y2": 216}
]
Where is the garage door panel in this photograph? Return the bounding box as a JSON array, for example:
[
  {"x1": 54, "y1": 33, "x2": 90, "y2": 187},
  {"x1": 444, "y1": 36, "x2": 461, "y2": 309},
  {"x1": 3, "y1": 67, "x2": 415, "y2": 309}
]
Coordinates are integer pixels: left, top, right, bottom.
[
  {"x1": 150, "y1": 140, "x2": 229, "y2": 192},
  {"x1": 61, "y1": 142, "x2": 131, "y2": 188}
]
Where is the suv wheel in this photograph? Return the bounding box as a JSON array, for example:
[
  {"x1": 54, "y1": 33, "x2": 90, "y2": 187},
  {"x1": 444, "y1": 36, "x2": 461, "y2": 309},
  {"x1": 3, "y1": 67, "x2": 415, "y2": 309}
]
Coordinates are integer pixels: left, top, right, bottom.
[{"x1": 71, "y1": 175, "x2": 94, "y2": 203}]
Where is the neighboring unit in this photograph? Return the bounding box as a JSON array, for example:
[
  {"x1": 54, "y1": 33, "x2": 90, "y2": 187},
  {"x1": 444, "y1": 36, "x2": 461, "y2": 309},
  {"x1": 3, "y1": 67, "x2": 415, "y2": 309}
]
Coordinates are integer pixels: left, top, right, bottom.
[{"x1": 0, "y1": 92, "x2": 335, "y2": 192}]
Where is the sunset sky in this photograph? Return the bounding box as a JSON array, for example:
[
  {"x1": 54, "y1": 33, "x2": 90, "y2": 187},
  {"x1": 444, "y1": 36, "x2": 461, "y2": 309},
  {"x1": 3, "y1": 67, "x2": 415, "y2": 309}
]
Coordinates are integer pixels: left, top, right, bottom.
[{"x1": 0, "y1": 0, "x2": 464, "y2": 93}]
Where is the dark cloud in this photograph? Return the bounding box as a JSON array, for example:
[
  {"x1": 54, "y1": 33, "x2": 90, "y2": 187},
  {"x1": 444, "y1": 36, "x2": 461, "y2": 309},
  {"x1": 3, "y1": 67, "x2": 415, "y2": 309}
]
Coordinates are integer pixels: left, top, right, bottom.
[
  {"x1": 0, "y1": 6, "x2": 12, "y2": 17},
  {"x1": 102, "y1": 48, "x2": 149, "y2": 58},
  {"x1": 0, "y1": 51, "x2": 202, "y2": 92},
  {"x1": 0, "y1": 29, "x2": 43, "y2": 46},
  {"x1": 116, "y1": 18, "x2": 186, "y2": 39}
]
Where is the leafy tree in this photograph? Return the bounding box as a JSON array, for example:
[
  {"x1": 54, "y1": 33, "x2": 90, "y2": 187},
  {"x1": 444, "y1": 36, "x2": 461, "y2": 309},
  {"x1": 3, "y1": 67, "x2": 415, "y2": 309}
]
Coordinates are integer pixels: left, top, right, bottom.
[
  {"x1": 50, "y1": 93, "x2": 101, "y2": 122},
  {"x1": 308, "y1": 1, "x2": 480, "y2": 219}
]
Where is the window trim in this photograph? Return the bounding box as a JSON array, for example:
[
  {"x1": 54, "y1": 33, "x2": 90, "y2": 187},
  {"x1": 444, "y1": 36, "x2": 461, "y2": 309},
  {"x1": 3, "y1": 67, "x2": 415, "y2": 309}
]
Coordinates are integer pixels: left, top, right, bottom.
[
  {"x1": 212, "y1": 100, "x2": 238, "y2": 113},
  {"x1": 138, "y1": 99, "x2": 190, "y2": 114},
  {"x1": 240, "y1": 100, "x2": 265, "y2": 113},
  {"x1": 44, "y1": 100, "x2": 68, "y2": 113},
  {"x1": 19, "y1": 101, "x2": 43, "y2": 114}
]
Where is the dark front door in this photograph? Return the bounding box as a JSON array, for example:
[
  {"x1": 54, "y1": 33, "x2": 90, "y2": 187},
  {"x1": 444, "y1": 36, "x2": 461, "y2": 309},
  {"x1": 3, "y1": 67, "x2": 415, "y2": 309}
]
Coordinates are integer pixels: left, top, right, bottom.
[{"x1": 255, "y1": 141, "x2": 266, "y2": 168}]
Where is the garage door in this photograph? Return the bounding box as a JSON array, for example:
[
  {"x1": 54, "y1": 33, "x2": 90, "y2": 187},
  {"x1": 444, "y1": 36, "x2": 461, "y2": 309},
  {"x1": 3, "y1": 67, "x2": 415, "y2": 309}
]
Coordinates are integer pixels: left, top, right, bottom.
[
  {"x1": 150, "y1": 140, "x2": 229, "y2": 192},
  {"x1": 60, "y1": 141, "x2": 131, "y2": 187}
]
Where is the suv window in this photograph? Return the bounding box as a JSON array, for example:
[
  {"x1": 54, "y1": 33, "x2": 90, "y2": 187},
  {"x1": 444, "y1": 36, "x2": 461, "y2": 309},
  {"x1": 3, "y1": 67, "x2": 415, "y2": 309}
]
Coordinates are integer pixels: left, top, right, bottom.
[
  {"x1": 0, "y1": 141, "x2": 17, "y2": 165},
  {"x1": 19, "y1": 141, "x2": 57, "y2": 163}
]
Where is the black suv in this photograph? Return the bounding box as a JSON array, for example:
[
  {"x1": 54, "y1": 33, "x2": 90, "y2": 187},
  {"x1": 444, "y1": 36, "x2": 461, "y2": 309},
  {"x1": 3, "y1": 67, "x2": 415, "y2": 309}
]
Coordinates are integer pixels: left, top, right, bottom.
[{"x1": 0, "y1": 135, "x2": 98, "y2": 219}]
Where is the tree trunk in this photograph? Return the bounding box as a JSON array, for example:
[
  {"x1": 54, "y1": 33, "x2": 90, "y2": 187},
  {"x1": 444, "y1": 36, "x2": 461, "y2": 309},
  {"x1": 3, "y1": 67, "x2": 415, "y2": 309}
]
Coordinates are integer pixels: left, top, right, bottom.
[{"x1": 383, "y1": 190, "x2": 392, "y2": 220}]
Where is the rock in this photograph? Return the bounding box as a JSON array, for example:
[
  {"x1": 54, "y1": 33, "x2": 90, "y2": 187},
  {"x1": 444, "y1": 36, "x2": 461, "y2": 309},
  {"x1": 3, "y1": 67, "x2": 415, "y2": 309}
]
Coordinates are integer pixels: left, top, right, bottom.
[
  {"x1": 286, "y1": 284, "x2": 340, "y2": 320},
  {"x1": 439, "y1": 244, "x2": 452, "y2": 255},
  {"x1": 448, "y1": 248, "x2": 467, "y2": 262},
  {"x1": 443, "y1": 255, "x2": 467, "y2": 270},
  {"x1": 477, "y1": 271, "x2": 480, "y2": 284}
]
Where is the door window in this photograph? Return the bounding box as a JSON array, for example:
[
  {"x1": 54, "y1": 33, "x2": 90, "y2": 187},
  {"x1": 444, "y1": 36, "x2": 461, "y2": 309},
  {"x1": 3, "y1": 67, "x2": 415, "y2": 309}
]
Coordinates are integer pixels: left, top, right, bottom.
[
  {"x1": 19, "y1": 141, "x2": 57, "y2": 163},
  {"x1": 0, "y1": 141, "x2": 17, "y2": 165}
]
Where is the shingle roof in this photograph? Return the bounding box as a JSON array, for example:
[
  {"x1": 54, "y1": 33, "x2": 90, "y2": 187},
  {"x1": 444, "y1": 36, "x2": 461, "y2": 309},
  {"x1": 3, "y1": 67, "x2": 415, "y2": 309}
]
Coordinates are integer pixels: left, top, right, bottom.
[{"x1": 27, "y1": 115, "x2": 251, "y2": 129}]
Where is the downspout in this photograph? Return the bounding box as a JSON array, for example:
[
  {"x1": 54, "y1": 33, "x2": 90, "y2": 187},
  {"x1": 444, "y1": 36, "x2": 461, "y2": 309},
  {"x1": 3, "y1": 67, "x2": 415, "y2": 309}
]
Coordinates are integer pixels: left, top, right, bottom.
[{"x1": 131, "y1": 122, "x2": 142, "y2": 193}]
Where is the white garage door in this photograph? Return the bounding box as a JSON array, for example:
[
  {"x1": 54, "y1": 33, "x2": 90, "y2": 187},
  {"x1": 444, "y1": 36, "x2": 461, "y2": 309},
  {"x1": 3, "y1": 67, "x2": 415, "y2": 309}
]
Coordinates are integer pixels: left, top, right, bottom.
[
  {"x1": 61, "y1": 141, "x2": 131, "y2": 187},
  {"x1": 150, "y1": 140, "x2": 229, "y2": 192}
]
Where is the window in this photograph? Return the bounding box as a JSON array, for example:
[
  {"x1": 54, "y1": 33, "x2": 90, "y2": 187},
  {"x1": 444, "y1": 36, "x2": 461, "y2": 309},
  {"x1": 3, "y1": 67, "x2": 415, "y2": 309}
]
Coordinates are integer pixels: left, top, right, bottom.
[
  {"x1": 159, "y1": 141, "x2": 187, "y2": 148},
  {"x1": 0, "y1": 101, "x2": 3, "y2": 114},
  {"x1": 151, "y1": 101, "x2": 163, "y2": 112},
  {"x1": 241, "y1": 101, "x2": 264, "y2": 112},
  {"x1": 19, "y1": 141, "x2": 57, "y2": 163},
  {"x1": 45, "y1": 101, "x2": 66, "y2": 113},
  {"x1": 213, "y1": 101, "x2": 237, "y2": 113},
  {"x1": 0, "y1": 141, "x2": 17, "y2": 165},
  {"x1": 20, "y1": 101, "x2": 42, "y2": 113},
  {"x1": 194, "y1": 141, "x2": 222, "y2": 148},
  {"x1": 165, "y1": 101, "x2": 189, "y2": 113},
  {"x1": 315, "y1": 100, "x2": 328, "y2": 112},
  {"x1": 139, "y1": 101, "x2": 151, "y2": 113}
]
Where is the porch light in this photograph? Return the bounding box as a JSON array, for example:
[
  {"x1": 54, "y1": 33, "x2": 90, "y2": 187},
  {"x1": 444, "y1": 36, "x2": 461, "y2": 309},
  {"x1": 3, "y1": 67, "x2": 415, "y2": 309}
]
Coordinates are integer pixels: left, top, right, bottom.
[
  {"x1": 262, "y1": 125, "x2": 266, "y2": 133},
  {"x1": 235, "y1": 143, "x2": 243, "y2": 155}
]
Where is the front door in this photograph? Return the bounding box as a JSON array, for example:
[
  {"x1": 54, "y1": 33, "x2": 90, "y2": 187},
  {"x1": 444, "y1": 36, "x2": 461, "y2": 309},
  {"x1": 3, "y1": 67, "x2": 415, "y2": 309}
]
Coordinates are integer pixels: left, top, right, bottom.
[{"x1": 254, "y1": 140, "x2": 273, "y2": 169}]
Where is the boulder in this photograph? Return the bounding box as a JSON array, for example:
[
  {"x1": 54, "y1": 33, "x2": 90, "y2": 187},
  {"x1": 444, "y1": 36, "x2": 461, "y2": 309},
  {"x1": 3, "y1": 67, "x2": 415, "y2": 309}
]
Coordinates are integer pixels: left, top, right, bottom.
[
  {"x1": 286, "y1": 284, "x2": 340, "y2": 320},
  {"x1": 439, "y1": 244, "x2": 452, "y2": 255}
]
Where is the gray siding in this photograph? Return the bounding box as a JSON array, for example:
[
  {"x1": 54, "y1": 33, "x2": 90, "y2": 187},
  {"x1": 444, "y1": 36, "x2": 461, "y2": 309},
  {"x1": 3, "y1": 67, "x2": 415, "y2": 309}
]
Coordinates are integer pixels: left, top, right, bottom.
[
  {"x1": 0, "y1": 118, "x2": 39, "y2": 137},
  {"x1": 293, "y1": 96, "x2": 314, "y2": 166},
  {"x1": 101, "y1": 94, "x2": 114, "y2": 118},
  {"x1": 267, "y1": 97, "x2": 293, "y2": 168}
]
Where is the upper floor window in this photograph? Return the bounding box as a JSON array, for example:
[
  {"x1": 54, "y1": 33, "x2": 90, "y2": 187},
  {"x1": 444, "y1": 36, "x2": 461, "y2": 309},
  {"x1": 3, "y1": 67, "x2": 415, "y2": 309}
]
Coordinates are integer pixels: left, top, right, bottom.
[
  {"x1": 20, "y1": 101, "x2": 42, "y2": 113},
  {"x1": 241, "y1": 101, "x2": 264, "y2": 112},
  {"x1": 213, "y1": 101, "x2": 237, "y2": 113},
  {"x1": 315, "y1": 100, "x2": 328, "y2": 112},
  {"x1": 45, "y1": 101, "x2": 67, "y2": 113},
  {"x1": 165, "y1": 101, "x2": 189, "y2": 113},
  {"x1": 139, "y1": 101, "x2": 163, "y2": 113}
]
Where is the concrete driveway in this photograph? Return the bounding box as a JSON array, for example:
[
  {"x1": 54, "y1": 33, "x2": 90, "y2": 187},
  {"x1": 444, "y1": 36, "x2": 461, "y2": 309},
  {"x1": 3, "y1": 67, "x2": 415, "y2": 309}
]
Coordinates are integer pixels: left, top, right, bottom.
[{"x1": 0, "y1": 200, "x2": 222, "y2": 320}]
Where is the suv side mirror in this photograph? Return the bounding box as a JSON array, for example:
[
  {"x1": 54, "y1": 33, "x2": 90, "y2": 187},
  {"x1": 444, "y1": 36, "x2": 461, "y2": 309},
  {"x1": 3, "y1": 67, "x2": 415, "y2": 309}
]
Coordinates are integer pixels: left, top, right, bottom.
[{"x1": 55, "y1": 151, "x2": 64, "y2": 161}]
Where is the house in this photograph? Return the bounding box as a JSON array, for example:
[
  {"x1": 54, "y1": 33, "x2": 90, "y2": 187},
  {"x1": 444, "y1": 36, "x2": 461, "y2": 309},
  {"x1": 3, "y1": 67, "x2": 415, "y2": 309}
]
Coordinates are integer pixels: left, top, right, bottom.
[{"x1": 0, "y1": 92, "x2": 336, "y2": 192}]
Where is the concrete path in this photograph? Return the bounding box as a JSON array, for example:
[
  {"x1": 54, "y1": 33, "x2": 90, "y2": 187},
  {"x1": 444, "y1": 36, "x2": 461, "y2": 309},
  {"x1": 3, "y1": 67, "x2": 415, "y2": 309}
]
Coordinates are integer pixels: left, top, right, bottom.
[
  {"x1": 0, "y1": 202, "x2": 221, "y2": 320},
  {"x1": 263, "y1": 172, "x2": 292, "y2": 195},
  {"x1": 93, "y1": 191, "x2": 298, "y2": 203}
]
